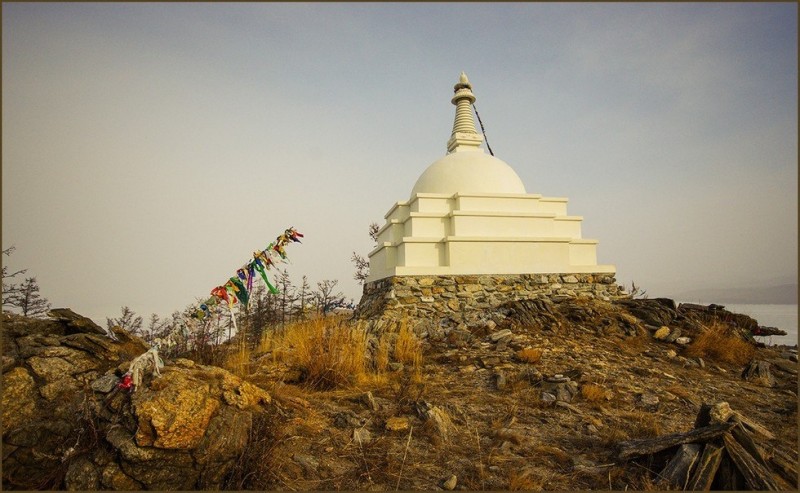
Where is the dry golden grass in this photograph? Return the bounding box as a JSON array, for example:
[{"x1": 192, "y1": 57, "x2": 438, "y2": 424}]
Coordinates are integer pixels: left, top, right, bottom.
[
  {"x1": 625, "y1": 469, "x2": 679, "y2": 491},
  {"x1": 664, "y1": 384, "x2": 699, "y2": 404},
  {"x1": 508, "y1": 468, "x2": 545, "y2": 490},
  {"x1": 393, "y1": 321, "x2": 424, "y2": 383},
  {"x1": 515, "y1": 347, "x2": 543, "y2": 364},
  {"x1": 621, "y1": 410, "x2": 662, "y2": 438},
  {"x1": 598, "y1": 410, "x2": 662, "y2": 447},
  {"x1": 580, "y1": 383, "x2": 607, "y2": 402},
  {"x1": 255, "y1": 330, "x2": 275, "y2": 354},
  {"x1": 258, "y1": 318, "x2": 369, "y2": 389},
  {"x1": 613, "y1": 332, "x2": 649, "y2": 355},
  {"x1": 375, "y1": 337, "x2": 390, "y2": 373},
  {"x1": 684, "y1": 322, "x2": 755, "y2": 365},
  {"x1": 222, "y1": 408, "x2": 284, "y2": 489},
  {"x1": 253, "y1": 317, "x2": 424, "y2": 390},
  {"x1": 223, "y1": 342, "x2": 250, "y2": 378},
  {"x1": 393, "y1": 321, "x2": 422, "y2": 366},
  {"x1": 530, "y1": 444, "x2": 572, "y2": 469}
]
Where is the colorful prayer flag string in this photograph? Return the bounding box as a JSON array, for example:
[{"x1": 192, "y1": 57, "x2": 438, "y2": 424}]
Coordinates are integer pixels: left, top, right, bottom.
[{"x1": 196, "y1": 227, "x2": 303, "y2": 329}]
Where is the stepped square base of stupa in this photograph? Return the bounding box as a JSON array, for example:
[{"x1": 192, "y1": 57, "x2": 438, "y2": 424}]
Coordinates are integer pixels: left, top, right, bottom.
[
  {"x1": 365, "y1": 191, "x2": 617, "y2": 283},
  {"x1": 355, "y1": 273, "x2": 625, "y2": 329}
]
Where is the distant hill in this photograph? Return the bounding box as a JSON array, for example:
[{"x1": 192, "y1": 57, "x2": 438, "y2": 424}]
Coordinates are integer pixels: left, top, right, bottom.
[{"x1": 674, "y1": 284, "x2": 798, "y2": 304}]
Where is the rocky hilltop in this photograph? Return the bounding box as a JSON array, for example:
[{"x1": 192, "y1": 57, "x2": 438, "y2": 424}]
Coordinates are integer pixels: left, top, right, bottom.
[
  {"x1": 2, "y1": 311, "x2": 273, "y2": 490},
  {"x1": 1, "y1": 298, "x2": 797, "y2": 490}
]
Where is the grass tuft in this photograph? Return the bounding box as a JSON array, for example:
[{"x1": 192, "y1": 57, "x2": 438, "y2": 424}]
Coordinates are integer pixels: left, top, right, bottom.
[
  {"x1": 393, "y1": 321, "x2": 424, "y2": 383},
  {"x1": 580, "y1": 383, "x2": 607, "y2": 402},
  {"x1": 394, "y1": 321, "x2": 422, "y2": 367},
  {"x1": 259, "y1": 318, "x2": 368, "y2": 390},
  {"x1": 515, "y1": 347, "x2": 543, "y2": 364},
  {"x1": 684, "y1": 322, "x2": 755, "y2": 366},
  {"x1": 598, "y1": 410, "x2": 661, "y2": 447},
  {"x1": 223, "y1": 343, "x2": 250, "y2": 378},
  {"x1": 508, "y1": 468, "x2": 545, "y2": 490}
]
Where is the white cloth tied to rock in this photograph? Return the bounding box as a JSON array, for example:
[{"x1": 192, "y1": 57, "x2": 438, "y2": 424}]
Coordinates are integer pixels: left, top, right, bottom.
[{"x1": 128, "y1": 346, "x2": 164, "y2": 388}]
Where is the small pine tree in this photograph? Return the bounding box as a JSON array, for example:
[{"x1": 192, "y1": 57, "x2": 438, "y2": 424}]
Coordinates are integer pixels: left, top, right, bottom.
[
  {"x1": 351, "y1": 222, "x2": 379, "y2": 285},
  {"x1": 295, "y1": 275, "x2": 311, "y2": 320},
  {"x1": 277, "y1": 269, "x2": 297, "y2": 327},
  {"x1": 351, "y1": 253, "x2": 370, "y2": 285},
  {"x1": 14, "y1": 277, "x2": 51, "y2": 318}
]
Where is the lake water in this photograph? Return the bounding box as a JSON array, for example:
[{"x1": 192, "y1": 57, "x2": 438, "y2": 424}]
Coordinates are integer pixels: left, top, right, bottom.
[{"x1": 686, "y1": 303, "x2": 798, "y2": 347}]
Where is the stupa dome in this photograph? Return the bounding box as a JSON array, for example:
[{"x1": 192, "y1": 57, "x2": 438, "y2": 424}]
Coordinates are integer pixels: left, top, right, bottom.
[
  {"x1": 410, "y1": 72, "x2": 526, "y2": 196},
  {"x1": 411, "y1": 151, "x2": 527, "y2": 195}
]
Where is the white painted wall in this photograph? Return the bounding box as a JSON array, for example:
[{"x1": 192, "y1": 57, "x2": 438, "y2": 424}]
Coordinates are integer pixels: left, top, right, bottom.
[{"x1": 367, "y1": 190, "x2": 615, "y2": 282}]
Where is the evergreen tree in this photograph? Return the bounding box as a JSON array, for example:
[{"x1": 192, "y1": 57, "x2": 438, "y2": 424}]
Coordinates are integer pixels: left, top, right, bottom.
[
  {"x1": 295, "y1": 275, "x2": 311, "y2": 320},
  {"x1": 14, "y1": 277, "x2": 51, "y2": 318},
  {"x1": 351, "y1": 222, "x2": 379, "y2": 285},
  {"x1": 277, "y1": 269, "x2": 297, "y2": 327}
]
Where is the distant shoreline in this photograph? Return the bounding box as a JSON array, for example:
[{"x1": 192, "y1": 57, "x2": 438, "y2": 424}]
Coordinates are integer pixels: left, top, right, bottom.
[{"x1": 670, "y1": 283, "x2": 798, "y2": 305}]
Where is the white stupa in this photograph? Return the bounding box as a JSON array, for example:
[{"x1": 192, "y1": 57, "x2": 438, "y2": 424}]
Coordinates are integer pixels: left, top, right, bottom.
[{"x1": 367, "y1": 73, "x2": 615, "y2": 282}]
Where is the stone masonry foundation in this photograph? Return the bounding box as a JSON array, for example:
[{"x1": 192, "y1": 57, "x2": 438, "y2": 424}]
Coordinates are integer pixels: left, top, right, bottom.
[{"x1": 355, "y1": 273, "x2": 625, "y2": 331}]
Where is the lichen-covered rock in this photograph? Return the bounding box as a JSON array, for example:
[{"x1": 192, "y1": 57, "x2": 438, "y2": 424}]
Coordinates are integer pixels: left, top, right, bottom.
[
  {"x1": 91, "y1": 373, "x2": 120, "y2": 393},
  {"x1": 654, "y1": 326, "x2": 671, "y2": 340},
  {"x1": 65, "y1": 456, "x2": 100, "y2": 490},
  {"x1": 1, "y1": 367, "x2": 37, "y2": 433},
  {"x1": 39, "y1": 376, "x2": 80, "y2": 401},
  {"x1": 26, "y1": 354, "x2": 77, "y2": 381},
  {"x1": 214, "y1": 367, "x2": 273, "y2": 409},
  {"x1": 101, "y1": 462, "x2": 142, "y2": 490},
  {"x1": 48, "y1": 308, "x2": 107, "y2": 335},
  {"x1": 132, "y1": 369, "x2": 221, "y2": 449}
]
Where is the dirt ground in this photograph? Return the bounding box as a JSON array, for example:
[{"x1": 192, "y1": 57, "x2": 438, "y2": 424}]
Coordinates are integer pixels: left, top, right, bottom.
[{"x1": 228, "y1": 313, "x2": 798, "y2": 491}]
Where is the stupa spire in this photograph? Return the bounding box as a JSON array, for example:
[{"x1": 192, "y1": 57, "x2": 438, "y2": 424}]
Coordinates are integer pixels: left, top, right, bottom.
[{"x1": 446, "y1": 72, "x2": 484, "y2": 153}]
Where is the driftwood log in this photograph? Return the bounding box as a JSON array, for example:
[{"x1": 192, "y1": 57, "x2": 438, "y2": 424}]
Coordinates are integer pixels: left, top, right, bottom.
[
  {"x1": 716, "y1": 452, "x2": 746, "y2": 490},
  {"x1": 768, "y1": 446, "x2": 799, "y2": 487},
  {"x1": 722, "y1": 432, "x2": 779, "y2": 490},
  {"x1": 657, "y1": 443, "x2": 701, "y2": 489},
  {"x1": 618, "y1": 402, "x2": 797, "y2": 491},
  {"x1": 685, "y1": 443, "x2": 724, "y2": 491},
  {"x1": 741, "y1": 360, "x2": 776, "y2": 387},
  {"x1": 617, "y1": 422, "x2": 734, "y2": 459}
]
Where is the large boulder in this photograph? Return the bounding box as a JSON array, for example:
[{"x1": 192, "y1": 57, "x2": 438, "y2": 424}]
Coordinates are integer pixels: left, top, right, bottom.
[{"x1": 1, "y1": 310, "x2": 276, "y2": 490}]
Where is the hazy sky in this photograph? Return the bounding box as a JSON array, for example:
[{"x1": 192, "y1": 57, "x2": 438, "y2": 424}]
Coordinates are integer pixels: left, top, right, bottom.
[{"x1": 3, "y1": 2, "x2": 797, "y2": 323}]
